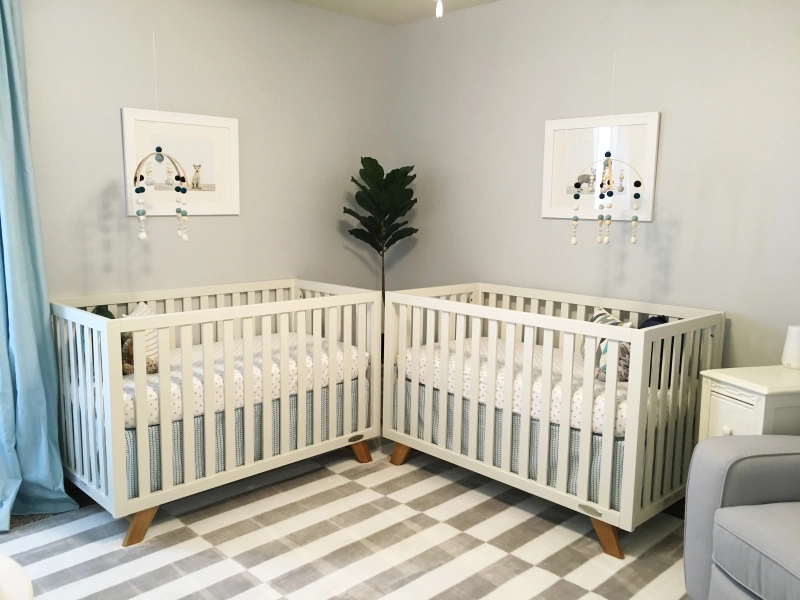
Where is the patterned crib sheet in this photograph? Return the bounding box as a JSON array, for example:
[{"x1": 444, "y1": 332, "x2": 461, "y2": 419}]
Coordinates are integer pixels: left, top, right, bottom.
[
  {"x1": 123, "y1": 333, "x2": 367, "y2": 428},
  {"x1": 401, "y1": 338, "x2": 628, "y2": 436}
]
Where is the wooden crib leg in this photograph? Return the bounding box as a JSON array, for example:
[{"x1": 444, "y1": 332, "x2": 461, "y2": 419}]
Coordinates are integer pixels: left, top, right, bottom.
[
  {"x1": 123, "y1": 506, "x2": 159, "y2": 547},
  {"x1": 349, "y1": 441, "x2": 373, "y2": 463},
  {"x1": 390, "y1": 443, "x2": 412, "y2": 466},
  {"x1": 591, "y1": 518, "x2": 624, "y2": 559}
]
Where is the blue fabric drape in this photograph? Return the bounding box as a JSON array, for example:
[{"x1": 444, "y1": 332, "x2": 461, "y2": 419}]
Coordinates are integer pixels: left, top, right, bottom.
[{"x1": 0, "y1": 0, "x2": 77, "y2": 531}]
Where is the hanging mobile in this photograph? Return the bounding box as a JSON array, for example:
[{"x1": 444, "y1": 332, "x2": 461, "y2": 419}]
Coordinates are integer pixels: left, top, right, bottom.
[
  {"x1": 131, "y1": 145, "x2": 189, "y2": 241},
  {"x1": 569, "y1": 151, "x2": 646, "y2": 246}
]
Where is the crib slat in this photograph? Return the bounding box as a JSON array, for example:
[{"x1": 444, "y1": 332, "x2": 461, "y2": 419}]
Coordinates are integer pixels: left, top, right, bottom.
[
  {"x1": 133, "y1": 330, "x2": 150, "y2": 497},
  {"x1": 297, "y1": 312, "x2": 308, "y2": 449},
  {"x1": 500, "y1": 323, "x2": 515, "y2": 472},
  {"x1": 312, "y1": 310, "x2": 323, "y2": 445},
  {"x1": 280, "y1": 313, "x2": 291, "y2": 454},
  {"x1": 82, "y1": 326, "x2": 98, "y2": 486},
  {"x1": 452, "y1": 314, "x2": 465, "y2": 454},
  {"x1": 556, "y1": 332, "x2": 575, "y2": 492},
  {"x1": 327, "y1": 307, "x2": 338, "y2": 441},
  {"x1": 410, "y1": 307, "x2": 422, "y2": 440},
  {"x1": 577, "y1": 336, "x2": 597, "y2": 501},
  {"x1": 518, "y1": 325, "x2": 534, "y2": 480},
  {"x1": 467, "y1": 318, "x2": 481, "y2": 460},
  {"x1": 598, "y1": 340, "x2": 619, "y2": 510},
  {"x1": 57, "y1": 319, "x2": 74, "y2": 469},
  {"x1": 447, "y1": 298, "x2": 456, "y2": 342},
  {"x1": 202, "y1": 322, "x2": 215, "y2": 476},
  {"x1": 232, "y1": 294, "x2": 242, "y2": 338},
  {"x1": 396, "y1": 305, "x2": 408, "y2": 437},
  {"x1": 499, "y1": 297, "x2": 510, "y2": 340},
  {"x1": 423, "y1": 310, "x2": 435, "y2": 443},
  {"x1": 185, "y1": 297, "x2": 196, "y2": 344},
  {"x1": 67, "y1": 323, "x2": 82, "y2": 476},
  {"x1": 653, "y1": 334, "x2": 674, "y2": 501},
  {"x1": 157, "y1": 328, "x2": 173, "y2": 491},
  {"x1": 342, "y1": 305, "x2": 353, "y2": 435},
  {"x1": 223, "y1": 321, "x2": 236, "y2": 471},
  {"x1": 242, "y1": 318, "x2": 255, "y2": 464},
  {"x1": 682, "y1": 330, "x2": 703, "y2": 484},
  {"x1": 576, "y1": 305, "x2": 587, "y2": 351},
  {"x1": 662, "y1": 334, "x2": 682, "y2": 495},
  {"x1": 557, "y1": 303, "x2": 566, "y2": 349},
  {"x1": 77, "y1": 325, "x2": 91, "y2": 481},
  {"x1": 357, "y1": 304, "x2": 367, "y2": 433},
  {"x1": 484, "y1": 320, "x2": 498, "y2": 466},
  {"x1": 514, "y1": 297, "x2": 525, "y2": 343},
  {"x1": 92, "y1": 329, "x2": 107, "y2": 493},
  {"x1": 180, "y1": 325, "x2": 196, "y2": 482},
  {"x1": 643, "y1": 339, "x2": 662, "y2": 504},
  {"x1": 165, "y1": 298, "x2": 176, "y2": 349},
  {"x1": 382, "y1": 302, "x2": 396, "y2": 436},
  {"x1": 537, "y1": 329, "x2": 554, "y2": 484},
  {"x1": 438, "y1": 312, "x2": 450, "y2": 448}
]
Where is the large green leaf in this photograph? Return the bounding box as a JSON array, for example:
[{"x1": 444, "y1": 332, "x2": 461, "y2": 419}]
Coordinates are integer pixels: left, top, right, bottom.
[
  {"x1": 386, "y1": 198, "x2": 417, "y2": 224},
  {"x1": 385, "y1": 227, "x2": 418, "y2": 249},
  {"x1": 343, "y1": 208, "x2": 381, "y2": 235},
  {"x1": 348, "y1": 228, "x2": 382, "y2": 253},
  {"x1": 359, "y1": 157, "x2": 384, "y2": 194}
]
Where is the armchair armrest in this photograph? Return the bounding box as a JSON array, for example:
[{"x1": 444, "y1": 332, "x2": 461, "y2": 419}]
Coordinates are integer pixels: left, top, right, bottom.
[{"x1": 684, "y1": 435, "x2": 800, "y2": 600}]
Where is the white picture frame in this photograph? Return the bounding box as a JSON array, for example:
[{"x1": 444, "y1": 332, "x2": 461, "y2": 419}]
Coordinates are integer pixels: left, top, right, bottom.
[
  {"x1": 122, "y1": 108, "x2": 240, "y2": 216},
  {"x1": 541, "y1": 112, "x2": 660, "y2": 222}
]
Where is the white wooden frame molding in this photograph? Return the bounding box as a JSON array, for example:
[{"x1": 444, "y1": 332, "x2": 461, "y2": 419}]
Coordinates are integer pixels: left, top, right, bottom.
[
  {"x1": 52, "y1": 279, "x2": 381, "y2": 528},
  {"x1": 381, "y1": 283, "x2": 725, "y2": 538},
  {"x1": 542, "y1": 112, "x2": 660, "y2": 222},
  {"x1": 122, "y1": 108, "x2": 240, "y2": 216}
]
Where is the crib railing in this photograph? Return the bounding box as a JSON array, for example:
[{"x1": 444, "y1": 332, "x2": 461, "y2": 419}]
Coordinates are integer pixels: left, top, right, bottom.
[
  {"x1": 382, "y1": 288, "x2": 724, "y2": 531},
  {"x1": 52, "y1": 280, "x2": 381, "y2": 518}
]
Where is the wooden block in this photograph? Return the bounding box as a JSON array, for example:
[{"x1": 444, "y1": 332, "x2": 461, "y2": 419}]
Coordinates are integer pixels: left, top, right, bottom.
[
  {"x1": 122, "y1": 506, "x2": 159, "y2": 547},
  {"x1": 349, "y1": 441, "x2": 372, "y2": 464},
  {"x1": 591, "y1": 518, "x2": 624, "y2": 559},
  {"x1": 390, "y1": 443, "x2": 412, "y2": 466}
]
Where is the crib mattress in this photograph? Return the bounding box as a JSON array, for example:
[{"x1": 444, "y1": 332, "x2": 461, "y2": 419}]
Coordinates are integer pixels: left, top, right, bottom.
[
  {"x1": 401, "y1": 338, "x2": 627, "y2": 436},
  {"x1": 123, "y1": 333, "x2": 368, "y2": 428}
]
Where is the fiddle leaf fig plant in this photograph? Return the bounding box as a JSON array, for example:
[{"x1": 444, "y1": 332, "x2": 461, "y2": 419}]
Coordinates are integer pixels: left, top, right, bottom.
[{"x1": 343, "y1": 157, "x2": 418, "y2": 302}]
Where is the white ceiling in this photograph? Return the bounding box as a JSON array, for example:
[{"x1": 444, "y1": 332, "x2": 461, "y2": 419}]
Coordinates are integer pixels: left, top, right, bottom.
[{"x1": 286, "y1": 0, "x2": 502, "y2": 26}]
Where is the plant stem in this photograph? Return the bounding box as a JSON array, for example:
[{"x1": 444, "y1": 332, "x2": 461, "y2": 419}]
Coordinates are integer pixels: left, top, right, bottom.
[{"x1": 381, "y1": 251, "x2": 385, "y2": 306}]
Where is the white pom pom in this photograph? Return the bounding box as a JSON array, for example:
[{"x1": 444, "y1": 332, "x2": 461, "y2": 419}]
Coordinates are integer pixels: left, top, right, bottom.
[
  {"x1": 571, "y1": 237, "x2": 577, "y2": 245},
  {"x1": 631, "y1": 236, "x2": 638, "y2": 244},
  {"x1": 136, "y1": 197, "x2": 144, "y2": 205},
  {"x1": 181, "y1": 197, "x2": 188, "y2": 205},
  {"x1": 182, "y1": 233, "x2": 189, "y2": 242},
  {"x1": 573, "y1": 204, "x2": 579, "y2": 211},
  {"x1": 633, "y1": 204, "x2": 639, "y2": 210},
  {"x1": 166, "y1": 177, "x2": 174, "y2": 185},
  {"x1": 603, "y1": 236, "x2": 610, "y2": 244},
  {"x1": 177, "y1": 229, "x2": 183, "y2": 237},
  {"x1": 597, "y1": 236, "x2": 602, "y2": 243},
  {"x1": 137, "y1": 231, "x2": 148, "y2": 240},
  {"x1": 176, "y1": 196, "x2": 181, "y2": 203},
  {"x1": 605, "y1": 202, "x2": 612, "y2": 208},
  {"x1": 598, "y1": 203, "x2": 604, "y2": 209}
]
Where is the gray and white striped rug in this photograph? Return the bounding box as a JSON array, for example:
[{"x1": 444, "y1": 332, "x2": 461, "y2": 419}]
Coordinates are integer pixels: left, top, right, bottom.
[{"x1": 0, "y1": 441, "x2": 687, "y2": 599}]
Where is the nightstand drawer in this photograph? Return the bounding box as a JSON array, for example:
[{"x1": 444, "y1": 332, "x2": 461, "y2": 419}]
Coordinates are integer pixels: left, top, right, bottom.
[{"x1": 708, "y1": 392, "x2": 755, "y2": 437}]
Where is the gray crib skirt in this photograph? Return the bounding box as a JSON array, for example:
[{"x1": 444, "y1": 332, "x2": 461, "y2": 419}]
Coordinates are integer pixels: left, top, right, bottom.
[
  {"x1": 393, "y1": 379, "x2": 624, "y2": 511},
  {"x1": 125, "y1": 379, "x2": 368, "y2": 498}
]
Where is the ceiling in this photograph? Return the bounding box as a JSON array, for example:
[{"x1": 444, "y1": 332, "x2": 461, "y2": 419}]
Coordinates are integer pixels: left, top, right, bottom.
[{"x1": 286, "y1": 0, "x2": 502, "y2": 26}]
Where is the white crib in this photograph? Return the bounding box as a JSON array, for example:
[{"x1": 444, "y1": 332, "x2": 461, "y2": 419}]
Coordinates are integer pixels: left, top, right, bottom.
[
  {"x1": 382, "y1": 283, "x2": 725, "y2": 558},
  {"x1": 52, "y1": 279, "x2": 381, "y2": 546}
]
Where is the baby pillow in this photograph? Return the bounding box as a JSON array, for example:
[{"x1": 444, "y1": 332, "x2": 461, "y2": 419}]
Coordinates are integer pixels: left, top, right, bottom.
[{"x1": 590, "y1": 308, "x2": 633, "y2": 382}]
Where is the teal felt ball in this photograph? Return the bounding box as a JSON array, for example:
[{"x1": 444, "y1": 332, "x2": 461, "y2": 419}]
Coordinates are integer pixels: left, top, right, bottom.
[
  {"x1": 181, "y1": 210, "x2": 187, "y2": 217},
  {"x1": 572, "y1": 216, "x2": 579, "y2": 221},
  {"x1": 605, "y1": 214, "x2": 611, "y2": 220},
  {"x1": 155, "y1": 153, "x2": 164, "y2": 162},
  {"x1": 598, "y1": 214, "x2": 604, "y2": 220},
  {"x1": 632, "y1": 216, "x2": 639, "y2": 221}
]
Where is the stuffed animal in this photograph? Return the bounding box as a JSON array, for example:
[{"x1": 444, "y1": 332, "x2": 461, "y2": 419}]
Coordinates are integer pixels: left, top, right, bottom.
[{"x1": 122, "y1": 336, "x2": 159, "y2": 375}]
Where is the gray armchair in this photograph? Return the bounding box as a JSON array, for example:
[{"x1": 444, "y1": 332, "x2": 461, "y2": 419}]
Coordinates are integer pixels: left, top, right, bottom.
[{"x1": 684, "y1": 435, "x2": 800, "y2": 599}]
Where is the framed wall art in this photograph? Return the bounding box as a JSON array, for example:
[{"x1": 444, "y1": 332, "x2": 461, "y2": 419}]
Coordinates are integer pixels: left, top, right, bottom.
[
  {"x1": 122, "y1": 108, "x2": 240, "y2": 216},
  {"x1": 541, "y1": 112, "x2": 660, "y2": 224}
]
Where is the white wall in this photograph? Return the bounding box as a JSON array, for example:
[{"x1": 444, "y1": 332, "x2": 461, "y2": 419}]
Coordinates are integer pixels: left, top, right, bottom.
[
  {"x1": 22, "y1": 0, "x2": 391, "y2": 297},
  {"x1": 389, "y1": 0, "x2": 800, "y2": 367}
]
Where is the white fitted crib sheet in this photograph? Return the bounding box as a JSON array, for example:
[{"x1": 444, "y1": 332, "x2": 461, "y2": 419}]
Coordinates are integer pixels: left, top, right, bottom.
[
  {"x1": 122, "y1": 333, "x2": 367, "y2": 428},
  {"x1": 401, "y1": 338, "x2": 628, "y2": 436}
]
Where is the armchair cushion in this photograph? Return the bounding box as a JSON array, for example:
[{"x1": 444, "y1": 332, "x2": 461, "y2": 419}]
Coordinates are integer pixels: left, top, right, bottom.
[{"x1": 713, "y1": 502, "x2": 800, "y2": 600}]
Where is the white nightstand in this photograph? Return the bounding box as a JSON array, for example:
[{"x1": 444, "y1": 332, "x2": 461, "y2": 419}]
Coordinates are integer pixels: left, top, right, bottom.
[{"x1": 698, "y1": 366, "x2": 800, "y2": 441}]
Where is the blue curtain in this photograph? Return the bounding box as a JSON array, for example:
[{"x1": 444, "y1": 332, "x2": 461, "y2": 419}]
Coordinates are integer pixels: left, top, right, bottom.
[{"x1": 0, "y1": 0, "x2": 77, "y2": 531}]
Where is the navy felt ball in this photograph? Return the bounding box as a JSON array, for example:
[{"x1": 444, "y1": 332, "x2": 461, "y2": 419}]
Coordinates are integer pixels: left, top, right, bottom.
[
  {"x1": 175, "y1": 186, "x2": 181, "y2": 192},
  {"x1": 606, "y1": 191, "x2": 613, "y2": 197},
  {"x1": 634, "y1": 180, "x2": 642, "y2": 188},
  {"x1": 604, "y1": 151, "x2": 611, "y2": 157},
  {"x1": 181, "y1": 187, "x2": 187, "y2": 194},
  {"x1": 573, "y1": 193, "x2": 580, "y2": 200},
  {"x1": 155, "y1": 146, "x2": 162, "y2": 152},
  {"x1": 599, "y1": 193, "x2": 605, "y2": 199},
  {"x1": 634, "y1": 192, "x2": 641, "y2": 199}
]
